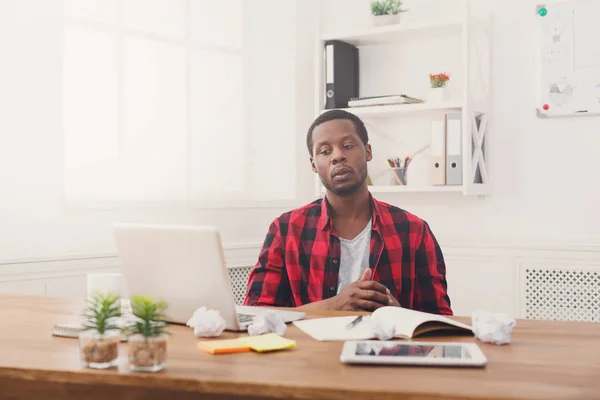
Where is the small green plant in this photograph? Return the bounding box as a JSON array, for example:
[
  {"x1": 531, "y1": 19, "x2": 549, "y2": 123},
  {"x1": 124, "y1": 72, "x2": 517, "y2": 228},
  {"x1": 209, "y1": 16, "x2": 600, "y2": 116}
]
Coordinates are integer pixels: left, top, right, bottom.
[
  {"x1": 127, "y1": 295, "x2": 169, "y2": 339},
  {"x1": 81, "y1": 292, "x2": 122, "y2": 335},
  {"x1": 79, "y1": 292, "x2": 122, "y2": 368},
  {"x1": 370, "y1": 0, "x2": 404, "y2": 16}
]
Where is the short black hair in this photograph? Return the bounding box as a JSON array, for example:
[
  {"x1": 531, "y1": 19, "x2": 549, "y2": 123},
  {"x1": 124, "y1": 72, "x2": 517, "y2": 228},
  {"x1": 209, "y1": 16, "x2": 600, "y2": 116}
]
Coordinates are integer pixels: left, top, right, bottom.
[{"x1": 306, "y1": 109, "x2": 369, "y2": 156}]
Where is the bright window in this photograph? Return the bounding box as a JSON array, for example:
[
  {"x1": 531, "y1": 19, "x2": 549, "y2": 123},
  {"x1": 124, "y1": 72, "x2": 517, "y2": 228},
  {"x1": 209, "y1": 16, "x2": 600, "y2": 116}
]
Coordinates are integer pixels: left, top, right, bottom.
[{"x1": 63, "y1": 0, "x2": 297, "y2": 208}]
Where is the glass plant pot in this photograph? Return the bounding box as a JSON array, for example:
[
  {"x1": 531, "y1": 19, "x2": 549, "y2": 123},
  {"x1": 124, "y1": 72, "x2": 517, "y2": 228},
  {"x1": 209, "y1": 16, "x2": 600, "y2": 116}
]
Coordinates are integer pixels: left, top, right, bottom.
[
  {"x1": 79, "y1": 329, "x2": 120, "y2": 369},
  {"x1": 128, "y1": 334, "x2": 168, "y2": 372}
]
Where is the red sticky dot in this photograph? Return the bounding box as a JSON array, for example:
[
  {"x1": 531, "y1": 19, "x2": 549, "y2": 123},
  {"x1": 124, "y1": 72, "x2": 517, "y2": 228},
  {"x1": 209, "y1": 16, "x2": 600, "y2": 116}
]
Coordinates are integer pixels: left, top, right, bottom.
[{"x1": 543, "y1": 104, "x2": 549, "y2": 110}]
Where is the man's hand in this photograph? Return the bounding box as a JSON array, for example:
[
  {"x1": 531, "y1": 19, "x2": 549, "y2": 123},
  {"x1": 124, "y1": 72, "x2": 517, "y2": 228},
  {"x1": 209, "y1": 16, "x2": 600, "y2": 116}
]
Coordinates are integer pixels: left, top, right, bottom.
[
  {"x1": 327, "y1": 268, "x2": 395, "y2": 311},
  {"x1": 297, "y1": 268, "x2": 400, "y2": 312},
  {"x1": 387, "y1": 292, "x2": 400, "y2": 307}
]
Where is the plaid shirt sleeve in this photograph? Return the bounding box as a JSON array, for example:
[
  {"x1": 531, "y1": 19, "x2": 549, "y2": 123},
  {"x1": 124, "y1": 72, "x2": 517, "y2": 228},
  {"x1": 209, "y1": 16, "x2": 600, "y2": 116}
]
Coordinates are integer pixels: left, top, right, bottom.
[
  {"x1": 243, "y1": 218, "x2": 294, "y2": 307},
  {"x1": 413, "y1": 221, "x2": 453, "y2": 315}
]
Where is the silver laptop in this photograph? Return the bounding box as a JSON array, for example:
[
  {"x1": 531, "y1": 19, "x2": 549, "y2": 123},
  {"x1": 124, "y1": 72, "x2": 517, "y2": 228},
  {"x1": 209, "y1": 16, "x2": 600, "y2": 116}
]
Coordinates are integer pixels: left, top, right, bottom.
[{"x1": 113, "y1": 223, "x2": 305, "y2": 331}]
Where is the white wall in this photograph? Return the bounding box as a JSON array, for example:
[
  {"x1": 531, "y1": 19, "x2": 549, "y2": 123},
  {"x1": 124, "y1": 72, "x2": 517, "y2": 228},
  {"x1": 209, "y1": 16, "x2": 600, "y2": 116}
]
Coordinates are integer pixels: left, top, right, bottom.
[
  {"x1": 2, "y1": 0, "x2": 598, "y2": 252},
  {"x1": 0, "y1": 0, "x2": 317, "y2": 263},
  {"x1": 318, "y1": 0, "x2": 600, "y2": 246}
]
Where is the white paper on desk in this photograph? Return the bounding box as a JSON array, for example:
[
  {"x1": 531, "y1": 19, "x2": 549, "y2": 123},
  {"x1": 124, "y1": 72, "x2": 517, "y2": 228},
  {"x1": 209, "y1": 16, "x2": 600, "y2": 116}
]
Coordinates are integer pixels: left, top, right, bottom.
[{"x1": 292, "y1": 316, "x2": 374, "y2": 341}]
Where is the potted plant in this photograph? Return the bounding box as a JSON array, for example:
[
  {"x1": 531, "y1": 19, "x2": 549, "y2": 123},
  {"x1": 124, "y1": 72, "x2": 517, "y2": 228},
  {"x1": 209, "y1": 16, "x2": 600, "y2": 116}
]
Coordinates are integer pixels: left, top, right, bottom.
[
  {"x1": 429, "y1": 73, "x2": 450, "y2": 102},
  {"x1": 370, "y1": 0, "x2": 405, "y2": 26},
  {"x1": 79, "y1": 292, "x2": 122, "y2": 369},
  {"x1": 126, "y1": 295, "x2": 169, "y2": 372}
]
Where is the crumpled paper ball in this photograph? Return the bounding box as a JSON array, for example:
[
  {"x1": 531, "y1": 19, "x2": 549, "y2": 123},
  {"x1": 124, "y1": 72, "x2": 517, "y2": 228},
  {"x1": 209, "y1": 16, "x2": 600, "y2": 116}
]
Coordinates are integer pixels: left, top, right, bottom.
[
  {"x1": 247, "y1": 310, "x2": 286, "y2": 336},
  {"x1": 370, "y1": 315, "x2": 396, "y2": 341},
  {"x1": 472, "y1": 310, "x2": 516, "y2": 345},
  {"x1": 186, "y1": 307, "x2": 226, "y2": 337}
]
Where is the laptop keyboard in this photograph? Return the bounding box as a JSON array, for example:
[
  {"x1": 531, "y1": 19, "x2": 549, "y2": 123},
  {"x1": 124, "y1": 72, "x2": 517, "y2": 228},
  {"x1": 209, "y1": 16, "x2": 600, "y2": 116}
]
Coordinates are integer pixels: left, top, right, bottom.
[{"x1": 237, "y1": 313, "x2": 254, "y2": 324}]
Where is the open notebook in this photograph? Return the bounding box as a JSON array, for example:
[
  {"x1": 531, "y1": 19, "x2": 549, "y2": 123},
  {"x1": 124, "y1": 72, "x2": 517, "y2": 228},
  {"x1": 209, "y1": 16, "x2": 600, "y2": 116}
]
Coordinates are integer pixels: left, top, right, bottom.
[{"x1": 292, "y1": 306, "x2": 472, "y2": 341}]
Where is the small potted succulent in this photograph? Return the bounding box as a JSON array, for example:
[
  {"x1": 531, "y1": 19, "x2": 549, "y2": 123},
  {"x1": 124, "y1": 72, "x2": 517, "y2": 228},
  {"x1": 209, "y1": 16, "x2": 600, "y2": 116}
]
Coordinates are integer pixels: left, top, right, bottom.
[
  {"x1": 79, "y1": 292, "x2": 122, "y2": 369},
  {"x1": 370, "y1": 0, "x2": 405, "y2": 26},
  {"x1": 126, "y1": 295, "x2": 169, "y2": 372}
]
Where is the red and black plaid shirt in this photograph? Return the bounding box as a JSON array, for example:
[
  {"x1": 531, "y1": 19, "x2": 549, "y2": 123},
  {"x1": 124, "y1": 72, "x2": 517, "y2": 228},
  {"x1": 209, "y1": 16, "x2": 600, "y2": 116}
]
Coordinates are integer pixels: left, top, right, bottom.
[{"x1": 243, "y1": 195, "x2": 452, "y2": 315}]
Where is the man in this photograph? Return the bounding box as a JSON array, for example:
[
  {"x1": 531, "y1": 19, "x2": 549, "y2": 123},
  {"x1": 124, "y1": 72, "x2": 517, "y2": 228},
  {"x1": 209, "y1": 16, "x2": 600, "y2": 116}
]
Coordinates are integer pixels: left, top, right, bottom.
[{"x1": 243, "y1": 109, "x2": 452, "y2": 315}]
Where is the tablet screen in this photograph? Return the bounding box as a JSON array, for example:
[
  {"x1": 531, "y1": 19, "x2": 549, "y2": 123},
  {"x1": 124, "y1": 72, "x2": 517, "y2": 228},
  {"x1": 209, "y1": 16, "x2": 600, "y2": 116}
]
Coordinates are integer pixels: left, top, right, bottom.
[{"x1": 355, "y1": 342, "x2": 471, "y2": 359}]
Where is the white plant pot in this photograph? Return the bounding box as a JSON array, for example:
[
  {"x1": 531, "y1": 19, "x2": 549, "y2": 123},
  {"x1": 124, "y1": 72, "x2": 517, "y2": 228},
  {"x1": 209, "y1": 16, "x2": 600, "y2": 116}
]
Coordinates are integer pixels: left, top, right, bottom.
[
  {"x1": 372, "y1": 13, "x2": 401, "y2": 27},
  {"x1": 428, "y1": 87, "x2": 447, "y2": 103}
]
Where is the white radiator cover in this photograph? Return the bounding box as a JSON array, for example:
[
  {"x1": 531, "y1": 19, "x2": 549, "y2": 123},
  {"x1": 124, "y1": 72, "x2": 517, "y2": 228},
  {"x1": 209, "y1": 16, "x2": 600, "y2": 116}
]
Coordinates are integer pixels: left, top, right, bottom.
[
  {"x1": 227, "y1": 265, "x2": 253, "y2": 306},
  {"x1": 520, "y1": 266, "x2": 600, "y2": 322}
]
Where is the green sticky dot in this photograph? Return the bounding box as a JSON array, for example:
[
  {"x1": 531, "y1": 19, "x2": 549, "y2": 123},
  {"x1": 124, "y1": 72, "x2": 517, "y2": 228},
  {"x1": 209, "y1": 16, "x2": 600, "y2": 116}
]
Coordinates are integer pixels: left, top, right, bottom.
[{"x1": 539, "y1": 7, "x2": 547, "y2": 16}]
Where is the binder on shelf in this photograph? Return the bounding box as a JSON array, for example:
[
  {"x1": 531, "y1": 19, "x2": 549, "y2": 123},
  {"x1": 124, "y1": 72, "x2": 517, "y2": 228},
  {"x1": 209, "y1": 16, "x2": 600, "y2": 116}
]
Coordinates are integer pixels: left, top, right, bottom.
[
  {"x1": 430, "y1": 114, "x2": 446, "y2": 185},
  {"x1": 445, "y1": 112, "x2": 462, "y2": 185},
  {"x1": 324, "y1": 40, "x2": 359, "y2": 109}
]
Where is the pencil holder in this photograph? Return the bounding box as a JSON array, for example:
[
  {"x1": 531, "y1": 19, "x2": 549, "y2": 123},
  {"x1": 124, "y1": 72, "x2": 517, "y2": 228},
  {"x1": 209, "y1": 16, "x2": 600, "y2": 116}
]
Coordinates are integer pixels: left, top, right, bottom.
[{"x1": 390, "y1": 167, "x2": 407, "y2": 186}]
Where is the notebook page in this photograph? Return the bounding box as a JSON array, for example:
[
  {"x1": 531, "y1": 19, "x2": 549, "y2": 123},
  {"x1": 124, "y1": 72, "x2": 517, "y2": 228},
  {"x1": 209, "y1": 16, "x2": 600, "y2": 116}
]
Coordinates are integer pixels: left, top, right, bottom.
[
  {"x1": 292, "y1": 316, "x2": 374, "y2": 341},
  {"x1": 372, "y1": 307, "x2": 472, "y2": 338}
]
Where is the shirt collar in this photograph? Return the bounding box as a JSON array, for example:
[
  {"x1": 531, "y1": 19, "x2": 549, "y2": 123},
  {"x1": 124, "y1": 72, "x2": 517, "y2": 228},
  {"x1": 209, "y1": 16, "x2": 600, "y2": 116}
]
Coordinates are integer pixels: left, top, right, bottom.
[{"x1": 318, "y1": 193, "x2": 382, "y2": 231}]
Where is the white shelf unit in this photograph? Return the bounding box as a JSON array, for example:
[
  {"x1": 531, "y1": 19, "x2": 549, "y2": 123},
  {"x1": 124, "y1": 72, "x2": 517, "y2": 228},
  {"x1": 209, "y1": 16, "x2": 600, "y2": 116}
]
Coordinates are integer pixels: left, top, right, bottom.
[
  {"x1": 313, "y1": 0, "x2": 492, "y2": 197},
  {"x1": 320, "y1": 100, "x2": 465, "y2": 117},
  {"x1": 320, "y1": 184, "x2": 464, "y2": 195}
]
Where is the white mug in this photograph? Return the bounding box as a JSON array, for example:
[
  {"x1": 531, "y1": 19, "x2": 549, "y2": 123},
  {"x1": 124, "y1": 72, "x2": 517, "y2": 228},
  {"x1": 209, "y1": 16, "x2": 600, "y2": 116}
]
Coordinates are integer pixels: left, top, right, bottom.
[
  {"x1": 86, "y1": 272, "x2": 123, "y2": 297},
  {"x1": 86, "y1": 272, "x2": 132, "y2": 316}
]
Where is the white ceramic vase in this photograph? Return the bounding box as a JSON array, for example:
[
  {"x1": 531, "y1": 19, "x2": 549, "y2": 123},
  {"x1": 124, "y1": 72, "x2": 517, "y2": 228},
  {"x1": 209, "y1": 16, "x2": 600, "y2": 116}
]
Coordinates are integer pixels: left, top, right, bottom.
[
  {"x1": 428, "y1": 87, "x2": 447, "y2": 103},
  {"x1": 372, "y1": 13, "x2": 401, "y2": 27}
]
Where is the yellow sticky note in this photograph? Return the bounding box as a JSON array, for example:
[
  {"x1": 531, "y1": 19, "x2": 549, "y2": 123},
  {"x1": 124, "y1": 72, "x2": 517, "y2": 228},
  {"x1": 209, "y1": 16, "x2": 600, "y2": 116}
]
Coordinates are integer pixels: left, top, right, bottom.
[
  {"x1": 197, "y1": 339, "x2": 251, "y2": 355},
  {"x1": 241, "y1": 333, "x2": 296, "y2": 353}
]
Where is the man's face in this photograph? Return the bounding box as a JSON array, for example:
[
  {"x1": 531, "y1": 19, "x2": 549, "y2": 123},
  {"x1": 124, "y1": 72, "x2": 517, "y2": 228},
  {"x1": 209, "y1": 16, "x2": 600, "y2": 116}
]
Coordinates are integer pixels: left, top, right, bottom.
[{"x1": 310, "y1": 119, "x2": 372, "y2": 197}]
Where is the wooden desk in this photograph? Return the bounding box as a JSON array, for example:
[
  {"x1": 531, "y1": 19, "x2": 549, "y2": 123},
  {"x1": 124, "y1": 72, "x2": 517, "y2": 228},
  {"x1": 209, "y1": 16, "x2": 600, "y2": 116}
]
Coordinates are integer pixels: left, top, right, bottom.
[{"x1": 1, "y1": 294, "x2": 599, "y2": 400}]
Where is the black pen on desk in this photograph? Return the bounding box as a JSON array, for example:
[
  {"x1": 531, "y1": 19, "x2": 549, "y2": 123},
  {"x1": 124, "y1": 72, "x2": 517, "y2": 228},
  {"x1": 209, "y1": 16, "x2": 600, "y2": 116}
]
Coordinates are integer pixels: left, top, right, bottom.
[{"x1": 346, "y1": 316, "x2": 363, "y2": 329}]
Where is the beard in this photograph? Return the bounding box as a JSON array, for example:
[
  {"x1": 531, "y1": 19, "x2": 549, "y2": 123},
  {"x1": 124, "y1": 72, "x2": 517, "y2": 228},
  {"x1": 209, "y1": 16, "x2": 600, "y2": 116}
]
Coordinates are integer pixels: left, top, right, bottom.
[{"x1": 320, "y1": 163, "x2": 368, "y2": 197}]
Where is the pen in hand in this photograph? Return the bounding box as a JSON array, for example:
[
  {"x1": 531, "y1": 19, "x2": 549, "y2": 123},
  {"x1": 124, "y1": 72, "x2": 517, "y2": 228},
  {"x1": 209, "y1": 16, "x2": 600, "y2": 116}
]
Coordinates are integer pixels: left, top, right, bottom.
[{"x1": 346, "y1": 316, "x2": 363, "y2": 330}]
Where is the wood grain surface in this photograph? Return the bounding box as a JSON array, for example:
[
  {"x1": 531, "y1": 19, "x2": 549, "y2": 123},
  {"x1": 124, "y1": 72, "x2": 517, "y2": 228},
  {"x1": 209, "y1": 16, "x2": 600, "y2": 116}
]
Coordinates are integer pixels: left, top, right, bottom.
[{"x1": 1, "y1": 294, "x2": 600, "y2": 400}]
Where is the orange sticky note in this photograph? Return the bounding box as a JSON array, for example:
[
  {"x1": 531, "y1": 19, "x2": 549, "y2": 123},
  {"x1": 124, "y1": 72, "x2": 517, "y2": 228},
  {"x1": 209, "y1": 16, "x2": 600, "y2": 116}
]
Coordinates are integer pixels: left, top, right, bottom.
[{"x1": 197, "y1": 339, "x2": 251, "y2": 355}]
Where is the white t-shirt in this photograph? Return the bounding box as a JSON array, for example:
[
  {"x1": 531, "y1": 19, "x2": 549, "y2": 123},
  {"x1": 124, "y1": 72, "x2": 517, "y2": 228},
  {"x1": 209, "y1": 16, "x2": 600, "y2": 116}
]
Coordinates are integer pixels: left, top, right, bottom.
[{"x1": 337, "y1": 220, "x2": 372, "y2": 294}]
